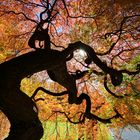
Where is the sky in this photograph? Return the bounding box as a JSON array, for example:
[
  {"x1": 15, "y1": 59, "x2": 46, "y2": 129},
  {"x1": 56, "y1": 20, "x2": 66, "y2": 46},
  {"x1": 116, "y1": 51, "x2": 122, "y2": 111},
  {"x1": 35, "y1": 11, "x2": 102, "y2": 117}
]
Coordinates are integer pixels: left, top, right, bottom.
[
  {"x1": 121, "y1": 125, "x2": 140, "y2": 140},
  {"x1": 111, "y1": 125, "x2": 140, "y2": 140}
]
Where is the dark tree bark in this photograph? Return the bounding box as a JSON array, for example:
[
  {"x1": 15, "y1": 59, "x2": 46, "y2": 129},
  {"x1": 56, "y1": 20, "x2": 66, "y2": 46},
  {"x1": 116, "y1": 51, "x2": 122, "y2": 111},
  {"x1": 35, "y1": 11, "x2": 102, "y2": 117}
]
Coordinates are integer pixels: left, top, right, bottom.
[
  {"x1": 0, "y1": 48, "x2": 73, "y2": 139},
  {"x1": 0, "y1": 41, "x2": 138, "y2": 139},
  {"x1": 0, "y1": 49, "x2": 65, "y2": 139}
]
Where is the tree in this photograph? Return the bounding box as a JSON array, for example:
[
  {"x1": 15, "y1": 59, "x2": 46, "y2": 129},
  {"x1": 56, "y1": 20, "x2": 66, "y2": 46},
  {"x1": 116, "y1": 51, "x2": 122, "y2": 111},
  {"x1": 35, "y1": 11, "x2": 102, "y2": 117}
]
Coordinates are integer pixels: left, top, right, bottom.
[{"x1": 0, "y1": 0, "x2": 140, "y2": 139}]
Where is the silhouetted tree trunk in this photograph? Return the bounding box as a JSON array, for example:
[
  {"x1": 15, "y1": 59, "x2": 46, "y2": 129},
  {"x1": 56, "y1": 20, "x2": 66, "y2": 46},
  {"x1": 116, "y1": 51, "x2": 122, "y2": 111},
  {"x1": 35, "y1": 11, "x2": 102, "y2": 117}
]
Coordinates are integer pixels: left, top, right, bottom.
[
  {"x1": 1, "y1": 41, "x2": 137, "y2": 139},
  {"x1": 0, "y1": 48, "x2": 70, "y2": 139}
]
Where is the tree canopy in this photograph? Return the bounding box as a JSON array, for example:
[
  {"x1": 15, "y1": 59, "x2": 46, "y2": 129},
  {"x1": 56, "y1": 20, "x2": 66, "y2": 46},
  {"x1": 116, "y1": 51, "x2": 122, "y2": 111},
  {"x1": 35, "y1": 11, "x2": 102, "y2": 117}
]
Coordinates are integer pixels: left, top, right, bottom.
[{"x1": 0, "y1": 0, "x2": 140, "y2": 139}]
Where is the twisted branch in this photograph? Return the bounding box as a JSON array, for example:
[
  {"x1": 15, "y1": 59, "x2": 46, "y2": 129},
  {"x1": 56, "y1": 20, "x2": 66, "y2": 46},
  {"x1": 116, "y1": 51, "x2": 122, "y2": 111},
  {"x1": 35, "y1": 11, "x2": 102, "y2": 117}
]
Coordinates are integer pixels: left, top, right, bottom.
[{"x1": 32, "y1": 87, "x2": 122, "y2": 123}]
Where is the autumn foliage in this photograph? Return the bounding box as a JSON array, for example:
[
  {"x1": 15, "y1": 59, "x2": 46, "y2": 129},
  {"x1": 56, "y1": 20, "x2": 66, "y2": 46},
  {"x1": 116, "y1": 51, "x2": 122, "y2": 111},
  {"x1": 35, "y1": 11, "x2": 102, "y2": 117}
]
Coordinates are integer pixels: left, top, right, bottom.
[{"x1": 0, "y1": 0, "x2": 140, "y2": 139}]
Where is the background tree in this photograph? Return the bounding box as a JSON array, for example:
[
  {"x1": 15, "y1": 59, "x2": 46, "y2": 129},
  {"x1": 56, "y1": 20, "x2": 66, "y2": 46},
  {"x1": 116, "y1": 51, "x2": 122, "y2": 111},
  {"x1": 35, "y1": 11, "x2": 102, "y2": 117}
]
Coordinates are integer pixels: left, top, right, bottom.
[{"x1": 0, "y1": 0, "x2": 140, "y2": 139}]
